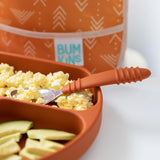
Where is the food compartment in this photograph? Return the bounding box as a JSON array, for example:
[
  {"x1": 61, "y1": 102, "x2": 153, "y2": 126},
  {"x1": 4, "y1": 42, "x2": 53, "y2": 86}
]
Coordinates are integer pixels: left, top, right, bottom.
[
  {"x1": 0, "y1": 99, "x2": 83, "y2": 134},
  {"x1": 0, "y1": 98, "x2": 83, "y2": 159},
  {"x1": 0, "y1": 52, "x2": 103, "y2": 160},
  {"x1": 0, "y1": 52, "x2": 97, "y2": 109}
]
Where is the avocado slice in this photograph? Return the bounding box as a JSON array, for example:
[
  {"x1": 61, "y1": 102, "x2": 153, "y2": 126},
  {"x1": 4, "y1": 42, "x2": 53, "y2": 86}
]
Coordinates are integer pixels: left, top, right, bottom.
[
  {"x1": 19, "y1": 148, "x2": 40, "y2": 160},
  {"x1": 0, "y1": 155, "x2": 22, "y2": 160},
  {"x1": 0, "y1": 139, "x2": 20, "y2": 158},
  {"x1": 20, "y1": 139, "x2": 56, "y2": 159},
  {"x1": 0, "y1": 121, "x2": 33, "y2": 138},
  {"x1": 25, "y1": 139, "x2": 56, "y2": 156},
  {"x1": 40, "y1": 139, "x2": 64, "y2": 150},
  {"x1": 0, "y1": 133, "x2": 22, "y2": 145},
  {"x1": 27, "y1": 129, "x2": 76, "y2": 140}
]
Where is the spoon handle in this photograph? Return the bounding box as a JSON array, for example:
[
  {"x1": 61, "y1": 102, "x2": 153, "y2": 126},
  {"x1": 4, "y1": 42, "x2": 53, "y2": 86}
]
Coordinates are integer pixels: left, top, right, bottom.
[{"x1": 62, "y1": 67, "x2": 151, "y2": 94}]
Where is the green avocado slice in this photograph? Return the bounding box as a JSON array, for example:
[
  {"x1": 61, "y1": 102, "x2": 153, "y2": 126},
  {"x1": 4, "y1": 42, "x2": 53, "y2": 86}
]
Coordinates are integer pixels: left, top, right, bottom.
[
  {"x1": 25, "y1": 138, "x2": 56, "y2": 154},
  {"x1": 19, "y1": 148, "x2": 40, "y2": 160},
  {"x1": 0, "y1": 139, "x2": 20, "y2": 158},
  {"x1": 27, "y1": 129, "x2": 76, "y2": 140},
  {"x1": 40, "y1": 139, "x2": 64, "y2": 150},
  {"x1": 0, "y1": 132, "x2": 22, "y2": 145},
  {"x1": 20, "y1": 139, "x2": 56, "y2": 160},
  {"x1": 0, "y1": 155, "x2": 22, "y2": 160},
  {"x1": 0, "y1": 121, "x2": 33, "y2": 138}
]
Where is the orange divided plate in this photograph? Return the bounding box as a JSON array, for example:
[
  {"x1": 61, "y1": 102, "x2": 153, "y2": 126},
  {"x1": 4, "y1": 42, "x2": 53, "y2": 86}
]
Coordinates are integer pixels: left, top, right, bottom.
[{"x1": 0, "y1": 51, "x2": 103, "y2": 160}]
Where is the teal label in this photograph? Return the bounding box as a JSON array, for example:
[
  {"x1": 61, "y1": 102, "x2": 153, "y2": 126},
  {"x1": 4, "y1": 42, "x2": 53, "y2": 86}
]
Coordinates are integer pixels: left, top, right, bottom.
[{"x1": 54, "y1": 38, "x2": 84, "y2": 66}]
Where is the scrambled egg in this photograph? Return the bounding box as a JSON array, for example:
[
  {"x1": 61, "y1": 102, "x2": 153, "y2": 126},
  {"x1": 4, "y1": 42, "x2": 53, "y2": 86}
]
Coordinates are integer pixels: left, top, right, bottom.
[{"x1": 0, "y1": 63, "x2": 93, "y2": 110}]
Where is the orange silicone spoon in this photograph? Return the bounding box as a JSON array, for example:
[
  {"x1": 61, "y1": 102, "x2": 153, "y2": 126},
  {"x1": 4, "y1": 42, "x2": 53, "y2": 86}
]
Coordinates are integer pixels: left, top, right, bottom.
[
  {"x1": 62, "y1": 67, "x2": 151, "y2": 94},
  {"x1": 10, "y1": 67, "x2": 151, "y2": 104}
]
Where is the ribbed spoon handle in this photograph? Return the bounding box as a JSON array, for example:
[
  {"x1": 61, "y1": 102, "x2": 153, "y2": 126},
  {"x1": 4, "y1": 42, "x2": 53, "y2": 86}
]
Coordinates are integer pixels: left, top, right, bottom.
[{"x1": 62, "y1": 67, "x2": 151, "y2": 94}]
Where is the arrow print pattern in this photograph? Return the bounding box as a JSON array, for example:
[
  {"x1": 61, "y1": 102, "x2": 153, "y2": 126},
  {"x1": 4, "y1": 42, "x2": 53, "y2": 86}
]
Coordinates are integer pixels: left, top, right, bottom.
[
  {"x1": 52, "y1": 6, "x2": 66, "y2": 31},
  {"x1": 1, "y1": 32, "x2": 11, "y2": 46},
  {"x1": 10, "y1": 8, "x2": 35, "y2": 25},
  {"x1": 33, "y1": 0, "x2": 47, "y2": 7},
  {"x1": 100, "y1": 54, "x2": 119, "y2": 68},
  {"x1": 84, "y1": 38, "x2": 97, "y2": 50},
  {"x1": 75, "y1": 0, "x2": 88, "y2": 12},
  {"x1": 109, "y1": 34, "x2": 122, "y2": 44},
  {"x1": 90, "y1": 16, "x2": 104, "y2": 31},
  {"x1": 44, "y1": 40, "x2": 53, "y2": 48},
  {"x1": 113, "y1": 6, "x2": 123, "y2": 16},
  {"x1": 113, "y1": 1, "x2": 123, "y2": 23},
  {"x1": 24, "y1": 41, "x2": 36, "y2": 57}
]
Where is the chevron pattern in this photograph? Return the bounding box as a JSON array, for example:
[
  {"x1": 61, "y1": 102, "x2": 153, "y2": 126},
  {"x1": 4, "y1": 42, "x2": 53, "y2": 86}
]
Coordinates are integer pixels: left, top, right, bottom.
[
  {"x1": 10, "y1": 8, "x2": 34, "y2": 25},
  {"x1": 75, "y1": 0, "x2": 88, "y2": 12},
  {"x1": 113, "y1": 6, "x2": 123, "y2": 16},
  {"x1": 33, "y1": 0, "x2": 47, "y2": 7},
  {"x1": 52, "y1": 6, "x2": 66, "y2": 31},
  {"x1": 90, "y1": 16, "x2": 104, "y2": 31},
  {"x1": 24, "y1": 41, "x2": 36, "y2": 57},
  {"x1": 1, "y1": 34, "x2": 11, "y2": 46},
  {"x1": 84, "y1": 38, "x2": 97, "y2": 50},
  {"x1": 109, "y1": 34, "x2": 122, "y2": 44},
  {"x1": 100, "y1": 54, "x2": 119, "y2": 68},
  {"x1": 44, "y1": 40, "x2": 53, "y2": 48}
]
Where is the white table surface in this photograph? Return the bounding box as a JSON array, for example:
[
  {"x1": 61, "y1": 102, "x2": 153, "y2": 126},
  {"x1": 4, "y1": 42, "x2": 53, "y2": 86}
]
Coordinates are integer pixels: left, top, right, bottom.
[{"x1": 80, "y1": 77, "x2": 160, "y2": 160}]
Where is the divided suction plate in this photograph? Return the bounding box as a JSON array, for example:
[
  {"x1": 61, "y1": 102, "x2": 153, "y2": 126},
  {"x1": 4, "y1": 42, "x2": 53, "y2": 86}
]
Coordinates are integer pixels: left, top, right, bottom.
[{"x1": 0, "y1": 52, "x2": 103, "y2": 160}]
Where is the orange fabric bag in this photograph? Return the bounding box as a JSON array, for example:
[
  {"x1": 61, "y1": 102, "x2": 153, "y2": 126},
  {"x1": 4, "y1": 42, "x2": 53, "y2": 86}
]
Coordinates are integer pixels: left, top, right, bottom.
[{"x1": 0, "y1": 0, "x2": 128, "y2": 73}]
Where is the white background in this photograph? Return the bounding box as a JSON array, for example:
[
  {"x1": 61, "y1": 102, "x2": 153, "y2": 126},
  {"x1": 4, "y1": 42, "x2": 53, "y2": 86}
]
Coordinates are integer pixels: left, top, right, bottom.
[
  {"x1": 81, "y1": 78, "x2": 160, "y2": 160},
  {"x1": 127, "y1": 0, "x2": 160, "y2": 77},
  {"x1": 80, "y1": 0, "x2": 160, "y2": 160}
]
